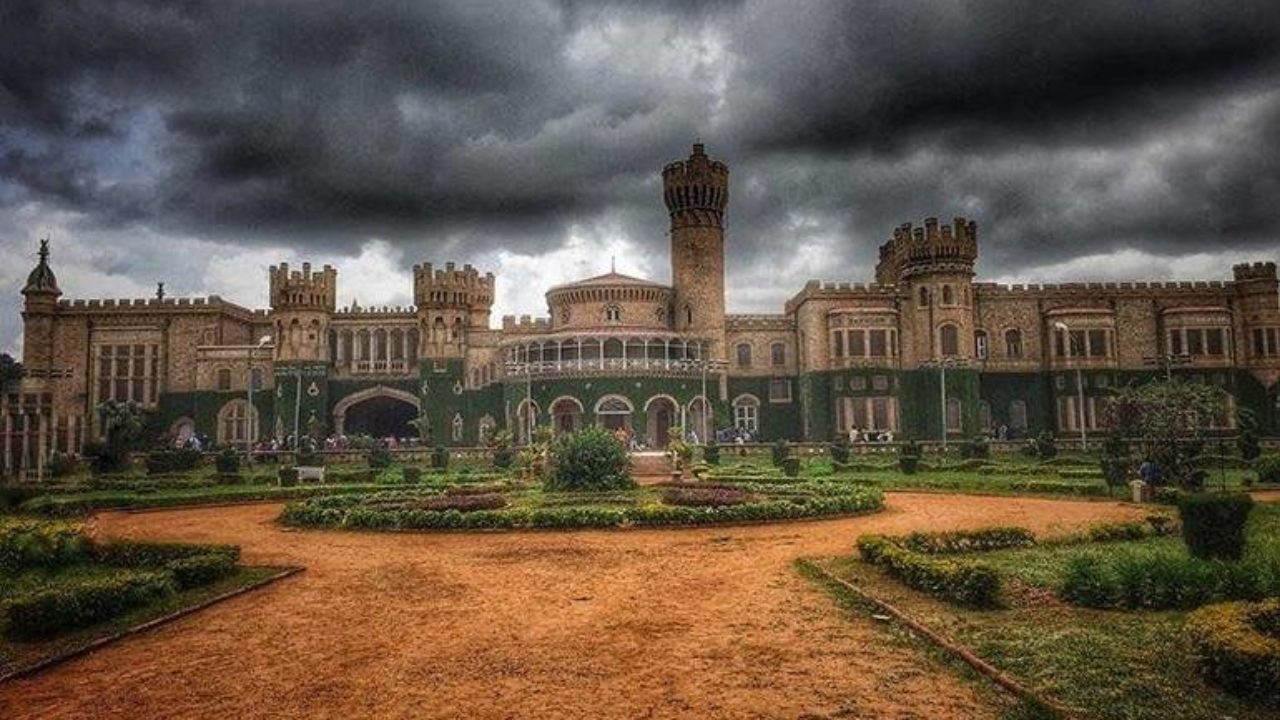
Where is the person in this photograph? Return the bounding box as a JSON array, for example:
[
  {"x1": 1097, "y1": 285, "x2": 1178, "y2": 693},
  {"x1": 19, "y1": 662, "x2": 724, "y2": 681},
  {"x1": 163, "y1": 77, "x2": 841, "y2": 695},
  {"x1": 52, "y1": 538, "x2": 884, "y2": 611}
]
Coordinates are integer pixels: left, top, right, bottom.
[
  {"x1": 997, "y1": 424, "x2": 1009, "y2": 441},
  {"x1": 1138, "y1": 459, "x2": 1162, "y2": 485}
]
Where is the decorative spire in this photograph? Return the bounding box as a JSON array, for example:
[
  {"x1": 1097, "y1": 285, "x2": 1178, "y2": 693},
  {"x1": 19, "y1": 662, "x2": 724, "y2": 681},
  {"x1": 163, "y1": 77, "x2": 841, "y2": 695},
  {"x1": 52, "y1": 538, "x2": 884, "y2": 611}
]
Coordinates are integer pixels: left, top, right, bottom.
[
  {"x1": 22, "y1": 238, "x2": 61, "y2": 296},
  {"x1": 156, "y1": 282, "x2": 166, "y2": 300}
]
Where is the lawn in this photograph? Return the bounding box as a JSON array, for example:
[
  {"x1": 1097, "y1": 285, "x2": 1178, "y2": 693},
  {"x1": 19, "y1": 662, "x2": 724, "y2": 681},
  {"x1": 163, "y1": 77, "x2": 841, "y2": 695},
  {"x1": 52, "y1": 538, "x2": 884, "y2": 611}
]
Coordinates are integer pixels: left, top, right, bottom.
[{"x1": 809, "y1": 503, "x2": 1280, "y2": 720}]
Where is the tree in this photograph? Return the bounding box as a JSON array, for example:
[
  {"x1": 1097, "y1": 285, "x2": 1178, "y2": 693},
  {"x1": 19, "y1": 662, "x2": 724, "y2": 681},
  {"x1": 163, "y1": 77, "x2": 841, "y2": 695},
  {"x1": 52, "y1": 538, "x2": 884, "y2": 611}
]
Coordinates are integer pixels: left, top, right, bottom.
[
  {"x1": 0, "y1": 353, "x2": 21, "y2": 392},
  {"x1": 1104, "y1": 380, "x2": 1225, "y2": 489},
  {"x1": 88, "y1": 400, "x2": 147, "y2": 473}
]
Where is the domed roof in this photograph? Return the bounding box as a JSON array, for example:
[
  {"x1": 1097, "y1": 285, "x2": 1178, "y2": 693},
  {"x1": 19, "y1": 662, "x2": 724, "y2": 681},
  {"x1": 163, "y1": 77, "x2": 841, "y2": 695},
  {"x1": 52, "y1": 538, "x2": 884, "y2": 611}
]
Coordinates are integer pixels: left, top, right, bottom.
[
  {"x1": 548, "y1": 271, "x2": 667, "y2": 292},
  {"x1": 22, "y1": 240, "x2": 60, "y2": 295}
]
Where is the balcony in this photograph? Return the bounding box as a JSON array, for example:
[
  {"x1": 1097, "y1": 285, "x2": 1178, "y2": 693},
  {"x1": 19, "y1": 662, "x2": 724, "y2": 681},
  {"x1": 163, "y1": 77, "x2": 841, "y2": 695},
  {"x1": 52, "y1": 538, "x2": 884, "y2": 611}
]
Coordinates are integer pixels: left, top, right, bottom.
[
  {"x1": 506, "y1": 357, "x2": 720, "y2": 379},
  {"x1": 350, "y1": 359, "x2": 410, "y2": 375}
]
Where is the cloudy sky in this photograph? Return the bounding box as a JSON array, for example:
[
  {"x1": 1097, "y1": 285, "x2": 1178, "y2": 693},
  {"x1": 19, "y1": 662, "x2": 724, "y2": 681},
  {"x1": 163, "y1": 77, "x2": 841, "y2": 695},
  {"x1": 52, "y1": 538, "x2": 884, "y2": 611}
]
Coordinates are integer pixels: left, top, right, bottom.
[{"x1": 2, "y1": 0, "x2": 1279, "y2": 356}]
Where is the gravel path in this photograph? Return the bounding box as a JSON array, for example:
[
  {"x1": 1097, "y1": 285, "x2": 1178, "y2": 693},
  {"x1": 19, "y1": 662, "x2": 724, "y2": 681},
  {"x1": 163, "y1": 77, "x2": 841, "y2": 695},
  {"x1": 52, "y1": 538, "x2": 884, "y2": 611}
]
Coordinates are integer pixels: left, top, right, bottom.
[{"x1": 1, "y1": 493, "x2": 1146, "y2": 719}]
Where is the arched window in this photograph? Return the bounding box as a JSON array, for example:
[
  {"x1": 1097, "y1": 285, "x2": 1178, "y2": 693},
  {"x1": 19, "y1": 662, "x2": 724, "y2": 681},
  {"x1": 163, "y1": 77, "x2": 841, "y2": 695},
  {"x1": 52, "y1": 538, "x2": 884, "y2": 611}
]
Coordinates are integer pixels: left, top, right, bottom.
[
  {"x1": 216, "y1": 368, "x2": 232, "y2": 391},
  {"x1": 945, "y1": 397, "x2": 962, "y2": 432},
  {"x1": 974, "y1": 330, "x2": 988, "y2": 359},
  {"x1": 478, "y1": 415, "x2": 496, "y2": 445},
  {"x1": 939, "y1": 324, "x2": 960, "y2": 357},
  {"x1": 942, "y1": 285, "x2": 954, "y2": 305},
  {"x1": 978, "y1": 400, "x2": 992, "y2": 431},
  {"x1": 1009, "y1": 400, "x2": 1028, "y2": 430},
  {"x1": 684, "y1": 305, "x2": 693, "y2": 325},
  {"x1": 1004, "y1": 329, "x2": 1023, "y2": 358},
  {"x1": 217, "y1": 400, "x2": 258, "y2": 445},
  {"x1": 919, "y1": 286, "x2": 929, "y2": 306},
  {"x1": 407, "y1": 329, "x2": 419, "y2": 363},
  {"x1": 736, "y1": 342, "x2": 753, "y2": 367},
  {"x1": 732, "y1": 394, "x2": 760, "y2": 433},
  {"x1": 770, "y1": 342, "x2": 786, "y2": 366},
  {"x1": 452, "y1": 317, "x2": 463, "y2": 340},
  {"x1": 451, "y1": 413, "x2": 464, "y2": 442},
  {"x1": 605, "y1": 305, "x2": 622, "y2": 323}
]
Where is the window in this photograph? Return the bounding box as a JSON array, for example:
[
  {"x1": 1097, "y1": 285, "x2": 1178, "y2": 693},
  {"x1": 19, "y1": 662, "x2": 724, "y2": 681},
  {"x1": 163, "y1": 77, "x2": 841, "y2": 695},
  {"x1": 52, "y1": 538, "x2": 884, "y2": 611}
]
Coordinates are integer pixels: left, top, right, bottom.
[
  {"x1": 770, "y1": 342, "x2": 786, "y2": 366},
  {"x1": 975, "y1": 330, "x2": 988, "y2": 359},
  {"x1": 217, "y1": 400, "x2": 257, "y2": 445},
  {"x1": 945, "y1": 398, "x2": 962, "y2": 432},
  {"x1": 216, "y1": 368, "x2": 232, "y2": 391},
  {"x1": 1170, "y1": 330, "x2": 1184, "y2": 356},
  {"x1": 868, "y1": 330, "x2": 887, "y2": 357},
  {"x1": 605, "y1": 305, "x2": 622, "y2": 323},
  {"x1": 832, "y1": 331, "x2": 845, "y2": 358},
  {"x1": 95, "y1": 343, "x2": 160, "y2": 406},
  {"x1": 942, "y1": 285, "x2": 954, "y2": 305},
  {"x1": 939, "y1": 324, "x2": 959, "y2": 357},
  {"x1": 768, "y1": 378, "x2": 792, "y2": 403},
  {"x1": 1206, "y1": 328, "x2": 1225, "y2": 356},
  {"x1": 919, "y1": 286, "x2": 929, "y2": 306},
  {"x1": 1087, "y1": 329, "x2": 1108, "y2": 357},
  {"x1": 736, "y1": 343, "x2": 752, "y2": 367},
  {"x1": 685, "y1": 305, "x2": 693, "y2": 325},
  {"x1": 839, "y1": 397, "x2": 899, "y2": 432},
  {"x1": 1186, "y1": 328, "x2": 1204, "y2": 356},
  {"x1": 1005, "y1": 329, "x2": 1023, "y2": 358},
  {"x1": 1009, "y1": 400, "x2": 1028, "y2": 430},
  {"x1": 451, "y1": 413, "x2": 464, "y2": 442},
  {"x1": 732, "y1": 395, "x2": 760, "y2": 432},
  {"x1": 250, "y1": 368, "x2": 263, "y2": 391},
  {"x1": 849, "y1": 376, "x2": 867, "y2": 391},
  {"x1": 871, "y1": 375, "x2": 889, "y2": 391},
  {"x1": 849, "y1": 330, "x2": 866, "y2": 357}
]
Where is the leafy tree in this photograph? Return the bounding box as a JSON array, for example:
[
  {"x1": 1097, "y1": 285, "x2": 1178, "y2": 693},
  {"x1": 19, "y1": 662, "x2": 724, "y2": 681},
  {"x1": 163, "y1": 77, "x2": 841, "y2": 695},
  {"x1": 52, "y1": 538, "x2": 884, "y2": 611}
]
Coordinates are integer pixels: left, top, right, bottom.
[
  {"x1": 1104, "y1": 380, "x2": 1225, "y2": 489},
  {"x1": 87, "y1": 401, "x2": 147, "y2": 473},
  {"x1": 0, "y1": 353, "x2": 21, "y2": 391},
  {"x1": 545, "y1": 425, "x2": 633, "y2": 491}
]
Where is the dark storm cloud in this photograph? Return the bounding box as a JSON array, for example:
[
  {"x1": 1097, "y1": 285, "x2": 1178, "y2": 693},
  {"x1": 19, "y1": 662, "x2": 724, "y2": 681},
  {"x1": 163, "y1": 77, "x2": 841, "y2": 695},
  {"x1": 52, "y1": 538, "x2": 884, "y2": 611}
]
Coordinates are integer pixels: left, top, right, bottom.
[{"x1": 2, "y1": 0, "x2": 1280, "y2": 275}]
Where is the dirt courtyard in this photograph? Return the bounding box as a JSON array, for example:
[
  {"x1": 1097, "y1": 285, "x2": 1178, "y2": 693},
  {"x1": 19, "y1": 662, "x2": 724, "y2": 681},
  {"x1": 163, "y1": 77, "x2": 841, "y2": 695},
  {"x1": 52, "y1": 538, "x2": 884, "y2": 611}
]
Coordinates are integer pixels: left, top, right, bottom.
[{"x1": 1, "y1": 494, "x2": 1147, "y2": 719}]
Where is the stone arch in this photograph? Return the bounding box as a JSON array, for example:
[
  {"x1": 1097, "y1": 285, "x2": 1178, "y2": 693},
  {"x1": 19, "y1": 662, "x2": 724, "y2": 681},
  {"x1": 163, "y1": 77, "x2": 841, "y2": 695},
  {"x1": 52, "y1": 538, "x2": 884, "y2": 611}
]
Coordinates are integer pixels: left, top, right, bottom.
[
  {"x1": 169, "y1": 416, "x2": 196, "y2": 444},
  {"x1": 550, "y1": 396, "x2": 584, "y2": 435},
  {"x1": 686, "y1": 395, "x2": 711, "y2": 444},
  {"x1": 332, "y1": 385, "x2": 421, "y2": 436},
  {"x1": 644, "y1": 394, "x2": 679, "y2": 448},
  {"x1": 593, "y1": 394, "x2": 633, "y2": 432}
]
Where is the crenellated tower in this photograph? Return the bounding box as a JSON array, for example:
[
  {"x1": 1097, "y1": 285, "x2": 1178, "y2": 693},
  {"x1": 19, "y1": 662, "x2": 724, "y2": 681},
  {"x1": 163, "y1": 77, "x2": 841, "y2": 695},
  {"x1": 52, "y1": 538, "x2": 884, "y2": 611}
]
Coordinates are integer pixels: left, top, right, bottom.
[
  {"x1": 20, "y1": 240, "x2": 62, "y2": 375},
  {"x1": 1233, "y1": 262, "x2": 1279, "y2": 315},
  {"x1": 877, "y1": 217, "x2": 979, "y2": 362},
  {"x1": 664, "y1": 143, "x2": 728, "y2": 358},
  {"x1": 413, "y1": 262, "x2": 495, "y2": 358},
  {"x1": 268, "y1": 262, "x2": 336, "y2": 362}
]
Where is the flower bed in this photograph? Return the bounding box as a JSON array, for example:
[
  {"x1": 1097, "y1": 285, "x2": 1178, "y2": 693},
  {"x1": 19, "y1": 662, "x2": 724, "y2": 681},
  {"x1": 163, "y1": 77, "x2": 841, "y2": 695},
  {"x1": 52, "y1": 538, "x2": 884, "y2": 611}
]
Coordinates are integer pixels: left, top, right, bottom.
[{"x1": 660, "y1": 485, "x2": 752, "y2": 507}]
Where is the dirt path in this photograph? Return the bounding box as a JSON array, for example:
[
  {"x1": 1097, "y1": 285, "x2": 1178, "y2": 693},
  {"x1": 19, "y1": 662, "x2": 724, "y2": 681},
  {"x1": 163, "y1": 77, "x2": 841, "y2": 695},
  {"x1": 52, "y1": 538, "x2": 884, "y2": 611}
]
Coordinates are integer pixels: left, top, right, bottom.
[{"x1": 1, "y1": 493, "x2": 1146, "y2": 719}]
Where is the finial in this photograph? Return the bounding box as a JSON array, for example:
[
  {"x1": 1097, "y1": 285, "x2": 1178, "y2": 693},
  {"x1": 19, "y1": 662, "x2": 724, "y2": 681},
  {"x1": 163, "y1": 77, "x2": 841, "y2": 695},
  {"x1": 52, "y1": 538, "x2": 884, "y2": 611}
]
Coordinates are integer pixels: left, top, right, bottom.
[
  {"x1": 611, "y1": 256, "x2": 616, "y2": 273},
  {"x1": 156, "y1": 282, "x2": 165, "y2": 300},
  {"x1": 38, "y1": 238, "x2": 49, "y2": 262}
]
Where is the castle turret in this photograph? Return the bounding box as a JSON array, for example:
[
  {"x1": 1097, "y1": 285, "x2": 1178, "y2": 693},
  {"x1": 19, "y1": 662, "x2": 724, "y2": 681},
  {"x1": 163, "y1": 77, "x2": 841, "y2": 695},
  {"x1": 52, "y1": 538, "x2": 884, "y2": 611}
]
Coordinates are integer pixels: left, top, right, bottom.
[
  {"x1": 21, "y1": 240, "x2": 62, "y2": 373},
  {"x1": 1233, "y1": 262, "x2": 1278, "y2": 316},
  {"x1": 413, "y1": 262, "x2": 495, "y2": 358},
  {"x1": 876, "y1": 217, "x2": 979, "y2": 362},
  {"x1": 664, "y1": 143, "x2": 728, "y2": 357},
  {"x1": 268, "y1": 262, "x2": 336, "y2": 362}
]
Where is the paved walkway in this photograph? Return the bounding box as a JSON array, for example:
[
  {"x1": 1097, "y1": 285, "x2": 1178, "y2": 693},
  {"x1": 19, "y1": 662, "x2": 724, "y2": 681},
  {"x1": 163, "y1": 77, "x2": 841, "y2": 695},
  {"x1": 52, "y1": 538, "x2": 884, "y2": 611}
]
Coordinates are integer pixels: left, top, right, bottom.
[{"x1": 0, "y1": 494, "x2": 1147, "y2": 719}]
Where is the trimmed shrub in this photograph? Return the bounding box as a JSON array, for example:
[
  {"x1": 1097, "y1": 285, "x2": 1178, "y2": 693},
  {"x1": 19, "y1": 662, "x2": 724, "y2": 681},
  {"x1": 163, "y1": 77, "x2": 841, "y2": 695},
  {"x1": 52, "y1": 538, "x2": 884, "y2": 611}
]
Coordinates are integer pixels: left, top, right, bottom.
[
  {"x1": 367, "y1": 447, "x2": 393, "y2": 469},
  {"x1": 4, "y1": 571, "x2": 176, "y2": 640},
  {"x1": 0, "y1": 518, "x2": 86, "y2": 572},
  {"x1": 92, "y1": 540, "x2": 240, "y2": 567},
  {"x1": 829, "y1": 435, "x2": 851, "y2": 465},
  {"x1": 1058, "y1": 546, "x2": 1280, "y2": 610},
  {"x1": 771, "y1": 440, "x2": 791, "y2": 468},
  {"x1": 215, "y1": 447, "x2": 240, "y2": 475},
  {"x1": 1035, "y1": 431, "x2": 1058, "y2": 460},
  {"x1": 1087, "y1": 520, "x2": 1159, "y2": 543},
  {"x1": 960, "y1": 436, "x2": 989, "y2": 460},
  {"x1": 422, "y1": 493, "x2": 505, "y2": 512},
  {"x1": 781, "y1": 456, "x2": 801, "y2": 478},
  {"x1": 1255, "y1": 455, "x2": 1280, "y2": 484},
  {"x1": 702, "y1": 440, "x2": 721, "y2": 466},
  {"x1": 1059, "y1": 555, "x2": 1115, "y2": 608},
  {"x1": 1179, "y1": 493, "x2": 1254, "y2": 560},
  {"x1": 166, "y1": 553, "x2": 237, "y2": 590},
  {"x1": 146, "y1": 448, "x2": 203, "y2": 475},
  {"x1": 661, "y1": 486, "x2": 751, "y2": 507},
  {"x1": 898, "y1": 441, "x2": 921, "y2": 475},
  {"x1": 47, "y1": 451, "x2": 78, "y2": 478},
  {"x1": 278, "y1": 467, "x2": 299, "y2": 487},
  {"x1": 402, "y1": 466, "x2": 422, "y2": 484},
  {"x1": 1238, "y1": 431, "x2": 1263, "y2": 462},
  {"x1": 431, "y1": 445, "x2": 450, "y2": 470},
  {"x1": 857, "y1": 535, "x2": 1001, "y2": 607},
  {"x1": 1186, "y1": 599, "x2": 1280, "y2": 704},
  {"x1": 545, "y1": 426, "x2": 633, "y2": 492},
  {"x1": 899, "y1": 527, "x2": 1036, "y2": 555}
]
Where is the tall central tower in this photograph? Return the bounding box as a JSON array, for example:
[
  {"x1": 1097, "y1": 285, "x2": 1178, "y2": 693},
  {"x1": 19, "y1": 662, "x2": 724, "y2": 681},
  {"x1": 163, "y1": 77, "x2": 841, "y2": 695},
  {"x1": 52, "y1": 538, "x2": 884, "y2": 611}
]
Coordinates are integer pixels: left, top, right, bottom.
[{"x1": 664, "y1": 143, "x2": 728, "y2": 359}]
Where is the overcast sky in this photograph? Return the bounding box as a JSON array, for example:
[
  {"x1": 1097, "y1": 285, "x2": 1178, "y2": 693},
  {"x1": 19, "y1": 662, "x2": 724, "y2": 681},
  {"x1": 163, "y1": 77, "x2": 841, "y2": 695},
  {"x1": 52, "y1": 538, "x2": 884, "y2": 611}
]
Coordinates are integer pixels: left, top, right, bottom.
[{"x1": 2, "y1": 0, "x2": 1280, "y2": 356}]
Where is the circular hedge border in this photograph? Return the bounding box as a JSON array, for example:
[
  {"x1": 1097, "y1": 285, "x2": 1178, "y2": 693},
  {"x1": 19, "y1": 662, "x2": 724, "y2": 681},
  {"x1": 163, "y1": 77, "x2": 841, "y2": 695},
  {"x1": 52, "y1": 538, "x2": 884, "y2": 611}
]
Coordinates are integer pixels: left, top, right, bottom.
[
  {"x1": 1186, "y1": 598, "x2": 1280, "y2": 704},
  {"x1": 278, "y1": 486, "x2": 884, "y2": 531}
]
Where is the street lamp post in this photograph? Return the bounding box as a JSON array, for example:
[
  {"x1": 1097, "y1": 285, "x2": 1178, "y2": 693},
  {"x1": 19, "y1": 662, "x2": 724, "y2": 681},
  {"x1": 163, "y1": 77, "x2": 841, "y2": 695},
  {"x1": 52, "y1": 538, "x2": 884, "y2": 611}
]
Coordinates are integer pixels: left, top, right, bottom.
[
  {"x1": 919, "y1": 357, "x2": 967, "y2": 451},
  {"x1": 1054, "y1": 321, "x2": 1088, "y2": 452},
  {"x1": 246, "y1": 335, "x2": 272, "y2": 459}
]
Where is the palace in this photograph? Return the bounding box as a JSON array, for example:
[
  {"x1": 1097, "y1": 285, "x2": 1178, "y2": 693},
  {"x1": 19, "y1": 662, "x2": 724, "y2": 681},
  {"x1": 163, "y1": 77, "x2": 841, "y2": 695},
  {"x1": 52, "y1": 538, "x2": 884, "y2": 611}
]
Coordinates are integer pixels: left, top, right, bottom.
[{"x1": 5, "y1": 144, "x2": 1280, "y2": 477}]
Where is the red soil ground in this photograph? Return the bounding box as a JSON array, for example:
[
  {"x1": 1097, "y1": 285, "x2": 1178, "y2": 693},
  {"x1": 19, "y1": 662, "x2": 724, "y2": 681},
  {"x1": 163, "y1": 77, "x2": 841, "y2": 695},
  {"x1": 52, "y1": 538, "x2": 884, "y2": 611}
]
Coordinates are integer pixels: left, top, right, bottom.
[{"x1": 1, "y1": 493, "x2": 1147, "y2": 719}]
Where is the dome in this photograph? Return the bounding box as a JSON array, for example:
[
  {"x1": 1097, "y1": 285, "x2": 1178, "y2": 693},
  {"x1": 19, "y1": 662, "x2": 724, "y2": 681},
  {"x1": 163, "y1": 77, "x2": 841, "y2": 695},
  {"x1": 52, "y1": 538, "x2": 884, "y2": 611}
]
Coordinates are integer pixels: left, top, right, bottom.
[
  {"x1": 548, "y1": 271, "x2": 667, "y2": 292},
  {"x1": 22, "y1": 240, "x2": 60, "y2": 295}
]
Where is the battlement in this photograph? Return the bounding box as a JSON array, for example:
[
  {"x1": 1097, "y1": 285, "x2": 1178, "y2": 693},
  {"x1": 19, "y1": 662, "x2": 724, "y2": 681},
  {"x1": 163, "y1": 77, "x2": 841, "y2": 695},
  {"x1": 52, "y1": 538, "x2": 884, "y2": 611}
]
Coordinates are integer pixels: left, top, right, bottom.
[
  {"x1": 663, "y1": 143, "x2": 729, "y2": 228},
  {"x1": 978, "y1": 280, "x2": 1231, "y2": 295},
  {"x1": 725, "y1": 314, "x2": 794, "y2": 330},
  {"x1": 1233, "y1": 261, "x2": 1277, "y2": 283},
  {"x1": 413, "y1": 261, "x2": 495, "y2": 309},
  {"x1": 876, "y1": 216, "x2": 978, "y2": 282},
  {"x1": 335, "y1": 305, "x2": 418, "y2": 316},
  {"x1": 269, "y1": 262, "x2": 337, "y2": 311},
  {"x1": 500, "y1": 315, "x2": 552, "y2": 333}
]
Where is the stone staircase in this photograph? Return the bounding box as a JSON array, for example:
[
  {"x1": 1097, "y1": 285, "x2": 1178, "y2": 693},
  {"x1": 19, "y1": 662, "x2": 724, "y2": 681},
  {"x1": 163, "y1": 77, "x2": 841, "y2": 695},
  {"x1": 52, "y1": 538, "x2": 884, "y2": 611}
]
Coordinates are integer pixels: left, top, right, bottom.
[{"x1": 629, "y1": 451, "x2": 672, "y2": 480}]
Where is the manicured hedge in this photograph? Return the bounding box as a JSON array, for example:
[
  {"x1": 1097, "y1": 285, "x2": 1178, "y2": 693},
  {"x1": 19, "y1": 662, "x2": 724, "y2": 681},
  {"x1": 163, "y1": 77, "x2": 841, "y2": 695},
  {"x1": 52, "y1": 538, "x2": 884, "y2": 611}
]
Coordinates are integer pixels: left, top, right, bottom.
[
  {"x1": 280, "y1": 487, "x2": 883, "y2": 531},
  {"x1": 1179, "y1": 493, "x2": 1254, "y2": 560},
  {"x1": 17, "y1": 482, "x2": 396, "y2": 516},
  {"x1": 857, "y1": 535, "x2": 1001, "y2": 607},
  {"x1": 4, "y1": 571, "x2": 176, "y2": 640},
  {"x1": 0, "y1": 518, "x2": 86, "y2": 572},
  {"x1": 898, "y1": 526, "x2": 1036, "y2": 555},
  {"x1": 661, "y1": 485, "x2": 752, "y2": 507},
  {"x1": 421, "y1": 493, "x2": 508, "y2": 512},
  {"x1": 92, "y1": 540, "x2": 240, "y2": 567},
  {"x1": 1058, "y1": 549, "x2": 1280, "y2": 610},
  {"x1": 1186, "y1": 599, "x2": 1280, "y2": 705},
  {"x1": 166, "y1": 553, "x2": 238, "y2": 590}
]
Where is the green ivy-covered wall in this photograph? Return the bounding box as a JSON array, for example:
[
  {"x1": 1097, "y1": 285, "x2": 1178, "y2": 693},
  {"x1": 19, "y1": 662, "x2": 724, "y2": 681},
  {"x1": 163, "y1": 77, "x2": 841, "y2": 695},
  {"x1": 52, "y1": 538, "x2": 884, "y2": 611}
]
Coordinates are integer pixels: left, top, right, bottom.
[
  {"x1": 274, "y1": 362, "x2": 330, "y2": 439},
  {"x1": 727, "y1": 376, "x2": 801, "y2": 441}
]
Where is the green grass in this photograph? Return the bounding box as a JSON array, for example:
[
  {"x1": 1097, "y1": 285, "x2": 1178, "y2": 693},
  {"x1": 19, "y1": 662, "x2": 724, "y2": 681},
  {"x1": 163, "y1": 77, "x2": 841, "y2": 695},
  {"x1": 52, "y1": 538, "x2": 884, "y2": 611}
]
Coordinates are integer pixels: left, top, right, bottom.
[
  {"x1": 0, "y1": 565, "x2": 285, "y2": 678},
  {"x1": 809, "y1": 503, "x2": 1280, "y2": 719}
]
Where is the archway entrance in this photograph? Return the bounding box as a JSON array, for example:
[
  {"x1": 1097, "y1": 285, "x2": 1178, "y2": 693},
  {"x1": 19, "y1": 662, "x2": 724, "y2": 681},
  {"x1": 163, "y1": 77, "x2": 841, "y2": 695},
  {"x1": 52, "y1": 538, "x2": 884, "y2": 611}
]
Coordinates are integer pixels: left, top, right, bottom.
[
  {"x1": 687, "y1": 396, "x2": 710, "y2": 444},
  {"x1": 343, "y1": 396, "x2": 417, "y2": 439},
  {"x1": 333, "y1": 386, "x2": 421, "y2": 439},
  {"x1": 646, "y1": 397, "x2": 677, "y2": 448},
  {"x1": 594, "y1": 395, "x2": 633, "y2": 433},
  {"x1": 551, "y1": 398, "x2": 582, "y2": 435}
]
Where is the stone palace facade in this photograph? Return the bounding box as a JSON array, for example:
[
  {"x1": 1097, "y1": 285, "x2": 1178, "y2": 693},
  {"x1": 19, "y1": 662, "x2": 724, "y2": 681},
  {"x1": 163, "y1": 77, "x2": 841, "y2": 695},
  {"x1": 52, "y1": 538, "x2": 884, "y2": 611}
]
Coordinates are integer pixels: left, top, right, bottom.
[{"x1": 5, "y1": 144, "x2": 1280, "y2": 477}]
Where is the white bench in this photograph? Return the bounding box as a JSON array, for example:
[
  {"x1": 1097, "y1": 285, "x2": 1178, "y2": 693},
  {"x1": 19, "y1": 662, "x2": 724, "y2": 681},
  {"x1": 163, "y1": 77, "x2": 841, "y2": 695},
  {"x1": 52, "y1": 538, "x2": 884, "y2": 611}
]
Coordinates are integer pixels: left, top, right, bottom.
[{"x1": 296, "y1": 466, "x2": 326, "y2": 483}]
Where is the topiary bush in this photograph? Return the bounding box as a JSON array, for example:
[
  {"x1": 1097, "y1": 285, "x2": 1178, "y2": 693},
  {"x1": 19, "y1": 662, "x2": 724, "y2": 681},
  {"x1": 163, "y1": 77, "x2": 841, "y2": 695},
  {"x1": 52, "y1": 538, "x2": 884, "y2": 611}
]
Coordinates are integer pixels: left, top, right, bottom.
[
  {"x1": 1035, "y1": 431, "x2": 1058, "y2": 460},
  {"x1": 1254, "y1": 455, "x2": 1280, "y2": 484},
  {"x1": 771, "y1": 439, "x2": 791, "y2": 467},
  {"x1": 661, "y1": 485, "x2": 751, "y2": 507},
  {"x1": 431, "y1": 445, "x2": 450, "y2": 470},
  {"x1": 829, "y1": 435, "x2": 851, "y2": 465},
  {"x1": 367, "y1": 447, "x2": 393, "y2": 469},
  {"x1": 421, "y1": 493, "x2": 508, "y2": 512},
  {"x1": 545, "y1": 425, "x2": 633, "y2": 492},
  {"x1": 702, "y1": 440, "x2": 721, "y2": 466},
  {"x1": 215, "y1": 447, "x2": 240, "y2": 476},
  {"x1": 1238, "y1": 431, "x2": 1263, "y2": 462},
  {"x1": 781, "y1": 456, "x2": 800, "y2": 478},
  {"x1": 899, "y1": 527, "x2": 1036, "y2": 554},
  {"x1": 857, "y1": 535, "x2": 1001, "y2": 607},
  {"x1": 145, "y1": 448, "x2": 203, "y2": 475},
  {"x1": 1186, "y1": 599, "x2": 1280, "y2": 705},
  {"x1": 166, "y1": 553, "x2": 238, "y2": 590},
  {"x1": 1179, "y1": 493, "x2": 1254, "y2": 560},
  {"x1": 278, "y1": 467, "x2": 299, "y2": 487},
  {"x1": 898, "y1": 441, "x2": 921, "y2": 475}
]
